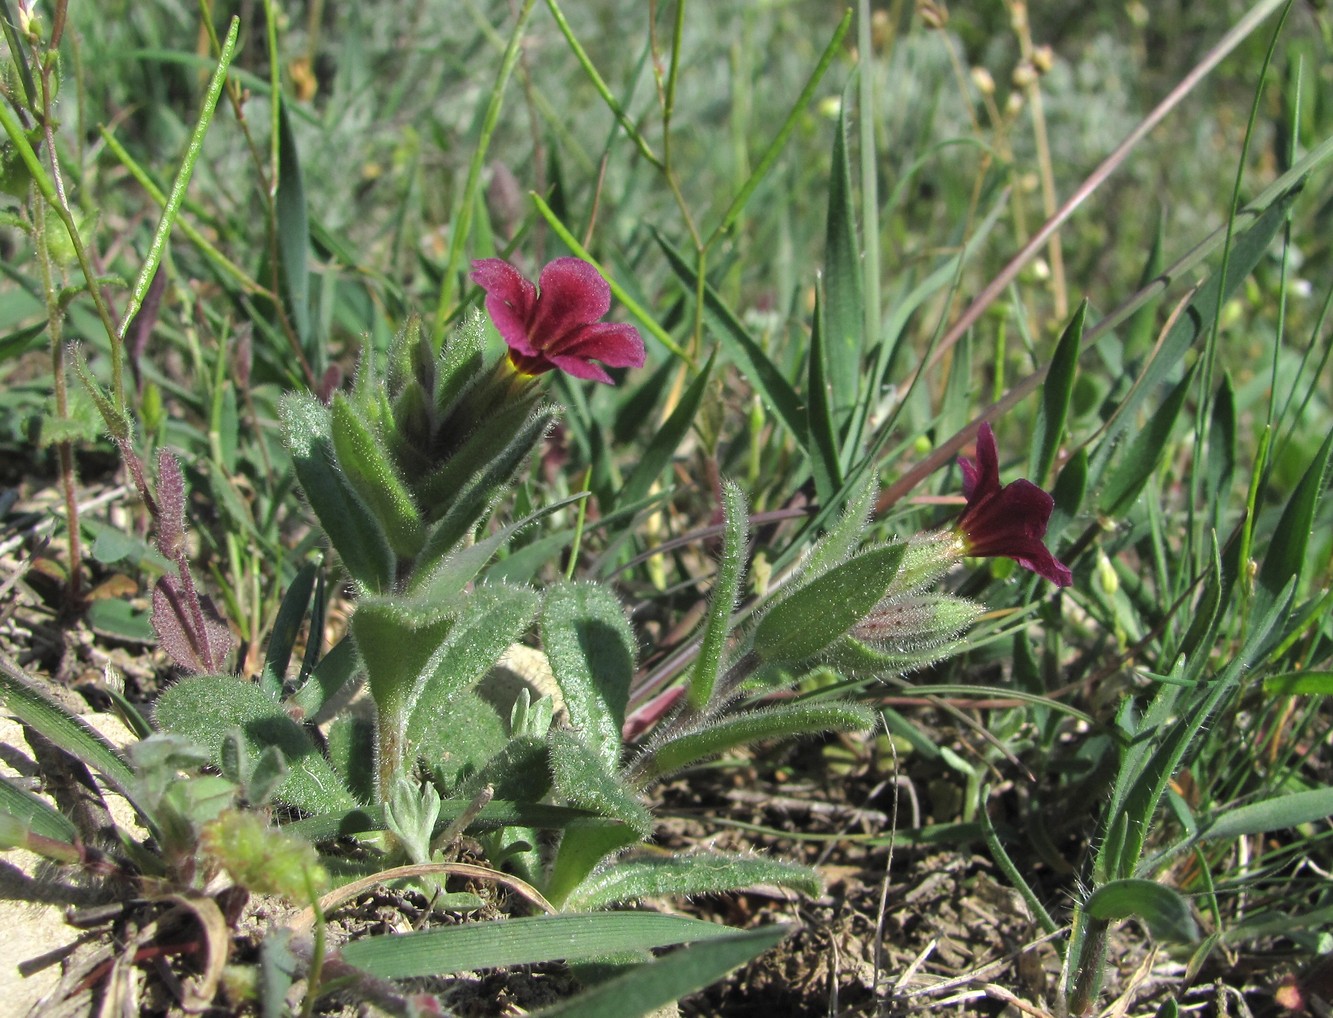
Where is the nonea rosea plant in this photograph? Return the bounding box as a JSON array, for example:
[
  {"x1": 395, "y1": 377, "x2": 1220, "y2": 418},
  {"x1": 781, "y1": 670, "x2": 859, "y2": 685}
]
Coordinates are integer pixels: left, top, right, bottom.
[
  {"x1": 5, "y1": 2, "x2": 1332, "y2": 1014},
  {"x1": 149, "y1": 252, "x2": 1072, "y2": 933}
]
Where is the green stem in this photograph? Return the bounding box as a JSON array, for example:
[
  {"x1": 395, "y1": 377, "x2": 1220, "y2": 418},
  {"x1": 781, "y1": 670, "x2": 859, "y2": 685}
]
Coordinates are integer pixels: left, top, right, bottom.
[
  {"x1": 432, "y1": 0, "x2": 538, "y2": 347},
  {"x1": 117, "y1": 17, "x2": 241, "y2": 342}
]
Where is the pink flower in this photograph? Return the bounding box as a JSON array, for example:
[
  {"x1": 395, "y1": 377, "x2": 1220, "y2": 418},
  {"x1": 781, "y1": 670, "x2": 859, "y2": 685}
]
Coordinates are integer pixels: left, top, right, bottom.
[
  {"x1": 469, "y1": 257, "x2": 646, "y2": 383},
  {"x1": 955, "y1": 423, "x2": 1073, "y2": 587}
]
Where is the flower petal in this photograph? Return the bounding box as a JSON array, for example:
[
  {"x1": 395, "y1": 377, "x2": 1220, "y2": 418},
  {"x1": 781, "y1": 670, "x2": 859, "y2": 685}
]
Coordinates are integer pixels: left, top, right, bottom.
[
  {"x1": 529, "y1": 257, "x2": 613, "y2": 351},
  {"x1": 954, "y1": 427, "x2": 1072, "y2": 587},
  {"x1": 471, "y1": 259, "x2": 539, "y2": 356},
  {"x1": 552, "y1": 322, "x2": 646, "y2": 369},
  {"x1": 959, "y1": 422, "x2": 1000, "y2": 501}
]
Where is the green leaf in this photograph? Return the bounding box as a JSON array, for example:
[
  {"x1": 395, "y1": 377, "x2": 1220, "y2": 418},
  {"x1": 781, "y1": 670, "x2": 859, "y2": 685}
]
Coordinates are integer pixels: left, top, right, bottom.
[
  {"x1": 1197, "y1": 787, "x2": 1333, "y2": 842},
  {"x1": 1099, "y1": 363, "x2": 1197, "y2": 518},
  {"x1": 330, "y1": 392, "x2": 424, "y2": 559},
  {"x1": 752, "y1": 541, "x2": 906, "y2": 664},
  {"x1": 414, "y1": 402, "x2": 559, "y2": 573},
  {"x1": 351, "y1": 596, "x2": 455, "y2": 723},
  {"x1": 276, "y1": 99, "x2": 311, "y2": 353},
  {"x1": 541, "y1": 583, "x2": 636, "y2": 765},
  {"x1": 565, "y1": 852, "x2": 821, "y2": 911},
  {"x1": 325, "y1": 712, "x2": 375, "y2": 804},
  {"x1": 261, "y1": 561, "x2": 319, "y2": 698},
  {"x1": 339, "y1": 911, "x2": 745, "y2": 979},
  {"x1": 643, "y1": 701, "x2": 876, "y2": 781},
  {"x1": 799, "y1": 471, "x2": 876, "y2": 581},
  {"x1": 413, "y1": 493, "x2": 587, "y2": 603},
  {"x1": 1084, "y1": 878, "x2": 1198, "y2": 943},
  {"x1": 1205, "y1": 373, "x2": 1236, "y2": 534},
  {"x1": 1263, "y1": 671, "x2": 1333, "y2": 696},
  {"x1": 1256, "y1": 427, "x2": 1333, "y2": 614},
  {"x1": 0, "y1": 660, "x2": 139, "y2": 813},
  {"x1": 0, "y1": 774, "x2": 78, "y2": 845},
  {"x1": 546, "y1": 822, "x2": 642, "y2": 910},
  {"x1": 406, "y1": 583, "x2": 542, "y2": 754},
  {"x1": 288, "y1": 634, "x2": 360, "y2": 722},
  {"x1": 455, "y1": 734, "x2": 551, "y2": 804},
  {"x1": 154, "y1": 673, "x2": 355, "y2": 815},
  {"x1": 549, "y1": 730, "x2": 651, "y2": 838},
  {"x1": 616, "y1": 351, "x2": 715, "y2": 512},
  {"x1": 85, "y1": 597, "x2": 156, "y2": 643},
  {"x1": 1177, "y1": 533, "x2": 1223, "y2": 671},
  {"x1": 690, "y1": 480, "x2": 747, "y2": 710},
  {"x1": 281, "y1": 392, "x2": 394, "y2": 592},
  {"x1": 0, "y1": 322, "x2": 46, "y2": 363},
  {"x1": 821, "y1": 95, "x2": 864, "y2": 435},
  {"x1": 1031, "y1": 300, "x2": 1086, "y2": 484},
  {"x1": 530, "y1": 924, "x2": 790, "y2": 1018},
  {"x1": 0, "y1": 1, "x2": 37, "y2": 111},
  {"x1": 807, "y1": 283, "x2": 844, "y2": 504},
  {"x1": 417, "y1": 691, "x2": 507, "y2": 790}
]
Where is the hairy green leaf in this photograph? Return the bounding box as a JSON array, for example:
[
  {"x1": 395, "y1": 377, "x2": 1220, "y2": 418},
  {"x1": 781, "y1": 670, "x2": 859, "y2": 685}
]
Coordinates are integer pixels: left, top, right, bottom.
[
  {"x1": 752, "y1": 542, "x2": 905, "y2": 664},
  {"x1": 1085, "y1": 878, "x2": 1198, "y2": 943},
  {"x1": 565, "y1": 852, "x2": 821, "y2": 911},
  {"x1": 154, "y1": 673, "x2": 354, "y2": 815},
  {"x1": 542, "y1": 583, "x2": 636, "y2": 765},
  {"x1": 643, "y1": 701, "x2": 876, "y2": 780},
  {"x1": 690, "y1": 480, "x2": 748, "y2": 710}
]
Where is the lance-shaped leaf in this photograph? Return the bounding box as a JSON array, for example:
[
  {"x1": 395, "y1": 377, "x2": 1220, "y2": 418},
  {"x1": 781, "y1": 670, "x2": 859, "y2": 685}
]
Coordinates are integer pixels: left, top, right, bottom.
[
  {"x1": 433, "y1": 308, "x2": 488, "y2": 418},
  {"x1": 406, "y1": 583, "x2": 542, "y2": 756},
  {"x1": 549, "y1": 730, "x2": 651, "y2": 838},
  {"x1": 546, "y1": 822, "x2": 643, "y2": 910},
  {"x1": 1031, "y1": 300, "x2": 1085, "y2": 484},
  {"x1": 752, "y1": 541, "x2": 905, "y2": 664},
  {"x1": 798, "y1": 472, "x2": 876, "y2": 583},
  {"x1": 690, "y1": 480, "x2": 747, "y2": 710},
  {"x1": 542, "y1": 583, "x2": 636, "y2": 766},
  {"x1": 641, "y1": 701, "x2": 876, "y2": 781},
  {"x1": 414, "y1": 402, "x2": 559, "y2": 573},
  {"x1": 1084, "y1": 878, "x2": 1198, "y2": 943},
  {"x1": 281, "y1": 392, "x2": 394, "y2": 592},
  {"x1": 330, "y1": 392, "x2": 424, "y2": 559},
  {"x1": 528, "y1": 924, "x2": 790, "y2": 1018},
  {"x1": 338, "y1": 912, "x2": 746, "y2": 979},
  {"x1": 154, "y1": 674, "x2": 355, "y2": 815},
  {"x1": 564, "y1": 851, "x2": 822, "y2": 911}
]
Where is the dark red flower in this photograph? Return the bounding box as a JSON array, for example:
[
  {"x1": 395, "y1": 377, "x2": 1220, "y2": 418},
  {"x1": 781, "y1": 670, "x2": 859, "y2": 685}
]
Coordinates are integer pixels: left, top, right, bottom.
[
  {"x1": 470, "y1": 257, "x2": 645, "y2": 383},
  {"x1": 955, "y1": 423, "x2": 1072, "y2": 587}
]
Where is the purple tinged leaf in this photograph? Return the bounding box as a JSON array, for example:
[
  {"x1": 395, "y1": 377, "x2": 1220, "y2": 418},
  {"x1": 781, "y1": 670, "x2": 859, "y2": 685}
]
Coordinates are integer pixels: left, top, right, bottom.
[{"x1": 155, "y1": 449, "x2": 187, "y2": 561}]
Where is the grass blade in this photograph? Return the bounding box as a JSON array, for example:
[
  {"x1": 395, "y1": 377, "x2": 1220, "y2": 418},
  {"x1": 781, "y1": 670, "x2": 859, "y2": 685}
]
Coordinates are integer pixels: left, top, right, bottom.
[
  {"x1": 616, "y1": 351, "x2": 715, "y2": 511},
  {"x1": 339, "y1": 912, "x2": 743, "y2": 979},
  {"x1": 654, "y1": 228, "x2": 807, "y2": 449},
  {"x1": 530, "y1": 924, "x2": 790, "y2": 1018},
  {"x1": 822, "y1": 88, "x2": 864, "y2": 442},
  {"x1": 1031, "y1": 300, "x2": 1086, "y2": 485}
]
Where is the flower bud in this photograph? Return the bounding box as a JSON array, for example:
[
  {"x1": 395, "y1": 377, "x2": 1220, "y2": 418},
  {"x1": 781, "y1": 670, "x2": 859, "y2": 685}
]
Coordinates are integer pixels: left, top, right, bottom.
[
  {"x1": 970, "y1": 66, "x2": 996, "y2": 97},
  {"x1": 1032, "y1": 45, "x2": 1055, "y2": 75},
  {"x1": 1012, "y1": 61, "x2": 1039, "y2": 90},
  {"x1": 916, "y1": 0, "x2": 949, "y2": 30}
]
